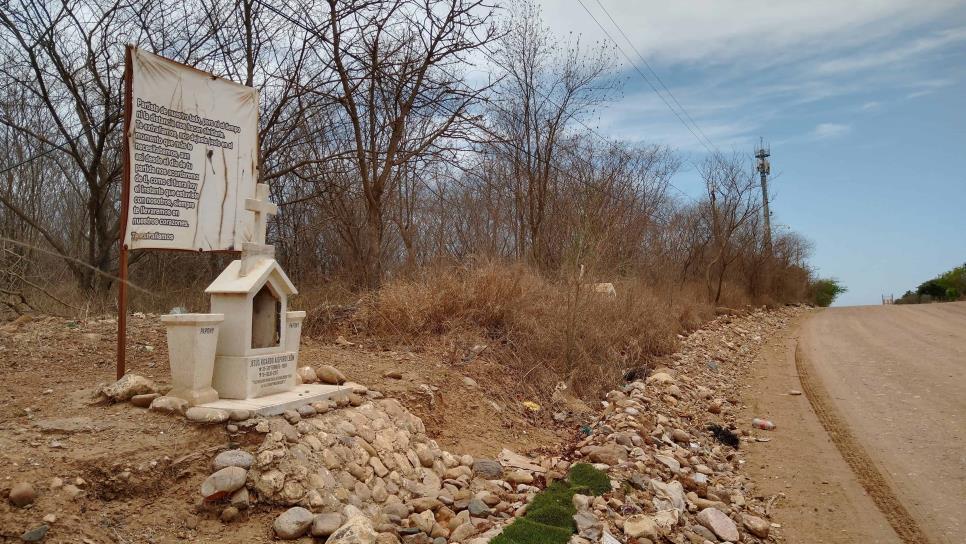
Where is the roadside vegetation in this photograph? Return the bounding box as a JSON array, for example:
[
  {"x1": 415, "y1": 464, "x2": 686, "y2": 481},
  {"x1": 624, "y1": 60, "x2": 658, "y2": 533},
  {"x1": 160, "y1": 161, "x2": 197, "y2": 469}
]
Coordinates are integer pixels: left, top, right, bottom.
[
  {"x1": 2, "y1": 0, "x2": 817, "y2": 399},
  {"x1": 896, "y1": 263, "x2": 966, "y2": 304},
  {"x1": 809, "y1": 278, "x2": 847, "y2": 307}
]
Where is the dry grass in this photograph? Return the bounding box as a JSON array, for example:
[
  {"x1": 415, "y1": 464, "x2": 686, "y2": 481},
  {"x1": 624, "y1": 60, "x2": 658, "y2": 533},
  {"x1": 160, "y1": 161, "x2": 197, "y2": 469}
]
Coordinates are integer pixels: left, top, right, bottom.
[
  {"x1": 305, "y1": 260, "x2": 718, "y2": 399},
  {"x1": 7, "y1": 257, "x2": 749, "y2": 401}
]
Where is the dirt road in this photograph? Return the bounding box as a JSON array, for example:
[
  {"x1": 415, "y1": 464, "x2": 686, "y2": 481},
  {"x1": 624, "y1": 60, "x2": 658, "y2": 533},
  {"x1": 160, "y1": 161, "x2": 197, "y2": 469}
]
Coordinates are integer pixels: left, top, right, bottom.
[
  {"x1": 741, "y1": 312, "x2": 903, "y2": 544},
  {"x1": 800, "y1": 302, "x2": 966, "y2": 544}
]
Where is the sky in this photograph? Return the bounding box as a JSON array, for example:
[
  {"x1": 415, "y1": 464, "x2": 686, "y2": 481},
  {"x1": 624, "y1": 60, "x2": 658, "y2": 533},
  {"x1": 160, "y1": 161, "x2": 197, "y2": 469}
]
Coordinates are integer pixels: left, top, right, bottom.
[{"x1": 534, "y1": 0, "x2": 966, "y2": 306}]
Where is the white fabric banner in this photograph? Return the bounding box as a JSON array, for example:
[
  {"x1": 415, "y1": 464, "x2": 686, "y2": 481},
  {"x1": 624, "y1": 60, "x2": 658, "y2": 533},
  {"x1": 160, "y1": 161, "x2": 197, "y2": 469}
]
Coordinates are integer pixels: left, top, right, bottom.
[{"x1": 123, "y1": 47, "x2": 258, "y2": 251}]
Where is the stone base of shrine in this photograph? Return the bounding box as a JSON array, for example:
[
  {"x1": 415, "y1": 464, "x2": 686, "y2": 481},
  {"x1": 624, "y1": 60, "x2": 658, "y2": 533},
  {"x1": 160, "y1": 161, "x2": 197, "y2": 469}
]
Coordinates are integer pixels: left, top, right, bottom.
[{"x1": 198, "y1": 383, "x2": 353, "y2": 416}]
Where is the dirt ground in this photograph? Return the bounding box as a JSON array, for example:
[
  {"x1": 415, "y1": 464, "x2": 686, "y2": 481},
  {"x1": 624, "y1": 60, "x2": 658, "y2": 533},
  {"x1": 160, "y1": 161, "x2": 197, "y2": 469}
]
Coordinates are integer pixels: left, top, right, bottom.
[
  {"x1": 0, "y1": 314, "x2": 574, "y2": 542},
  {"x1": 800, "y1": 303, "x2": 966, "y2": 544}
]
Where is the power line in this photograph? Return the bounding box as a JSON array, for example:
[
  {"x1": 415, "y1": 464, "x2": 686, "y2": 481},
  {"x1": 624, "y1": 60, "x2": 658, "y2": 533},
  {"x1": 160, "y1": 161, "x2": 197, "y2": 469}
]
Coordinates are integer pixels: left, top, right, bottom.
[
  {"x1": 0, "y1": 140, "x2": 71, "y2": 176},
  {"x1": 574, "y1": 0, "x2": 719, "y2": 156},
  {"x1": 591, "y1": 0, "x2": 719, "y2": 154}
]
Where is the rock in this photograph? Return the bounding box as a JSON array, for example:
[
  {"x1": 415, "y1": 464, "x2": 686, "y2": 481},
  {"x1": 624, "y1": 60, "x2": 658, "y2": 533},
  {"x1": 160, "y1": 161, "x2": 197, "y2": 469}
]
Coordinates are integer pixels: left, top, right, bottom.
[
  {"x1": 186, "y1": 406, "x2": 229, "y2": 424},
  {"x1": 311, "y1": 512, "x2": 345, "y2": 537},
  {"x1": 229, "y1": 488, "x2": 250, "y2": 509},
  {"x1": 462, "y1": 377, "x2": 477, "y2": 388},
  {"x1": 450, "y1": 523, "x2": 477, "y2": 541},
  {"x1": 9, "y1": 482, "x2": 36, "y2": 507},
  {"x1": 670, "y1": 429, "x2": 690, "y2": 443},
  {"x1": 742, "y1": 513, "x2": 770, "y2": 538},
  {"x1": 94, "y1": 373, "x2": 158, "y2": 403},
  {"x1": 200, "y1": 467, "x2": 247, "y2": 500},
  {"x1": 220, "y1": 506, "x2": 239, "y2": 523},
  {"x1": 130, "y1": 393, "x2": 160, "y2": 408},
  {"x1": 587, "y1": 444, "x2": 626, "y2": 466},
  {"x1": 383, "y1": 370, "x2": 403, "y2": 379},
  {"x1": 348, "y1": 393, "x2": 365, "y2": 406},
  {"x1": 62, "y1": 484, "x2": 82, "y2": 499},
  {"x1": 696, "y1": 508, "x2": 739, "y2": 542},
  {"x1": 274, "y1": 506, "x2": 315, "y2": 539},
  {"x1": 650, "y1": 479, "x2": 686, "y2": 514},
  {"x1": 149, "y1": 396, "x2": 188, "y2": 414},
  {"x1": 411, "y1": 510, "x2": 435, "y2": 533},
  {"x1": 283, "y1": 410, "x2": 301, "y2": 424},
  {"x1": 415, "y1": 445, "x2": 435, "y2": 468},
  {"x1": 20, "y1": 524, "x2": 48, "y2": 542},
  {"x1": 574, "y1": 511, "x2": 602, "y2": 540},
  {"x1": 505, "y1": 470, "x2": 533, "y2": 484},
  {"x1": 411, "y1": 497, "x2": 441, "y2": 512},
  {"x1": 228, "y1": 409, "x2": 252, "y2": 421},
  {"x1": 326, "y1": 515, "x2": 378, "y2": 544},
  {"x1": 317, "y1": 365, "x2": 347, "y2": 385},
  {"x1": 42, "y1": 514, "x2": 55, "y2": 524},
  {"x1": 298, "y1": 366, "x2": 319, "y2": 383},
  {"x1": 654, "y1": 454, "x2": 681, "y2": 473},
  {"x1": 467, "y1": 498, "x2": 489, "y2": 516},
  {"x1": 297, "y1": 404, "x2": 317, "y2": 418},
  {"x1": 708, "y1": 399, "x2": 723, "y2": 414},
  {"x1": 623, "y1": 515, "x2": 659, "y2": 540},
  {"x1": 647, "y1": 372, "x2": 675, "y2": 384},
  {"x1": 212, "y1": 449, "x2": 254, "y2": 471}
]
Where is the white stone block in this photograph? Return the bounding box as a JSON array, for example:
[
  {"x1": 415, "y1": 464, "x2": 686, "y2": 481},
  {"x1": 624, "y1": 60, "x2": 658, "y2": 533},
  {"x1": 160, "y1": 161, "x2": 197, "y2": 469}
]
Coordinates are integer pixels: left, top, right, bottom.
[
  {"x1": 160, "y1": 313, "x2": 224, "y2": 406},
  {"x1": 212, "y1": 351, "x2": 297, "y2": 399}
]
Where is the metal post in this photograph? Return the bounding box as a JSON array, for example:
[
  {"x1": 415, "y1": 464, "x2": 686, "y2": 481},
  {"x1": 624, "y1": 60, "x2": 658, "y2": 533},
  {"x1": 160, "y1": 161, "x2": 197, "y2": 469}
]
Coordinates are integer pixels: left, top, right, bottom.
[
  {"x1": 117, "y1": 45, "x2": 133, "y2": 380},
  {"x1": 755, "y1": 140, "x2": 772, "y2": 253},
  {"x1": 117, "y1": 246, "x2": 128, "y2": 379}
]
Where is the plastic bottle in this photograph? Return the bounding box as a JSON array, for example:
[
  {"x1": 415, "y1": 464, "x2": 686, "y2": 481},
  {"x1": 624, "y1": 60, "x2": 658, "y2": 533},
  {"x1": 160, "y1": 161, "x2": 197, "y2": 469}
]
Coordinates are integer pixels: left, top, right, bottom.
[{"x1": 752, "y1": 418, "x2": 776, "y2": 431}]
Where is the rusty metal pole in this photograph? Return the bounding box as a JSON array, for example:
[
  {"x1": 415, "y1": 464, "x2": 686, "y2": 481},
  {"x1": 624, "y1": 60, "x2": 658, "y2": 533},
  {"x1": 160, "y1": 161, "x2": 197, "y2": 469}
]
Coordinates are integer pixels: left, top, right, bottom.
[{"x1": 117, "y1": 45, "x2": 134, "y2": 380}]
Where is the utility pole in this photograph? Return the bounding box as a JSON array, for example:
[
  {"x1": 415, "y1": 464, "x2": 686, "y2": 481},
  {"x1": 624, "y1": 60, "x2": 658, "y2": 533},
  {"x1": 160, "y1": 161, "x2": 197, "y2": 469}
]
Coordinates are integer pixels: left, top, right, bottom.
[{"x1": 755, "y1": 139, "x2": 772, "y2": 253}]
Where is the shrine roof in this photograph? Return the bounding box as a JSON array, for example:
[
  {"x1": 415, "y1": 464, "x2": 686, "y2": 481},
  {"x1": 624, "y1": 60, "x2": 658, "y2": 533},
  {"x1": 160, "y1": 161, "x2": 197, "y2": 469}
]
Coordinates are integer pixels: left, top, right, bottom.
[{"x1": 204, "y1": 258, "x2": 297, "y2": 296}]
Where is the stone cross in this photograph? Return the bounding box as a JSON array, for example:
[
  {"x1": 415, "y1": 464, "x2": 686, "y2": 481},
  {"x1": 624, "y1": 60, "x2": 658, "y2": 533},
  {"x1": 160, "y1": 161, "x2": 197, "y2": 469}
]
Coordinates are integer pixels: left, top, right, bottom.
[{"x1": 245, "y1": 183, "x2": 278, "y2": 246}]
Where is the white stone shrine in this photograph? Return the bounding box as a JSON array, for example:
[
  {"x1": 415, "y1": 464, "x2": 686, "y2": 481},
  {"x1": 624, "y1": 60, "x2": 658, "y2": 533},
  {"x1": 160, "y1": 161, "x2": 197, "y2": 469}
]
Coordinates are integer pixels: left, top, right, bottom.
[{"x1": 161, "y1": 183, "x2": 350, "y2": 415}]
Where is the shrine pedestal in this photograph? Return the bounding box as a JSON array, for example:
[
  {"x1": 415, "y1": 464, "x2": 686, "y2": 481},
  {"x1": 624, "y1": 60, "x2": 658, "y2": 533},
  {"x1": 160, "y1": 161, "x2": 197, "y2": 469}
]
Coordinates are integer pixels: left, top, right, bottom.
[
  {"x1": 199, "y1": 383, "x2": 353, "y2": 416},
  {"x1": 160, "y1": 313, "x2": 224, "y2": 406}
]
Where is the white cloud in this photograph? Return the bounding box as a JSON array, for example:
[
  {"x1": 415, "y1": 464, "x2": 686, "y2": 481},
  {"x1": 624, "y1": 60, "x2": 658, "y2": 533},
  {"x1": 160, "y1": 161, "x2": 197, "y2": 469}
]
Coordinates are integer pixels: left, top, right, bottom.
[
  {"x1": 811, "y1": 123, "x2": 852, "y2": 140},
  {"x1": 814, "y1": 27, "x2": 966, "y2": 74},
  {"x1": 537, "y1": 0, "x2": 965, "y2": 65},
  {"x1": 860, "y1": 101, "x2": 883, "y2": 111}
]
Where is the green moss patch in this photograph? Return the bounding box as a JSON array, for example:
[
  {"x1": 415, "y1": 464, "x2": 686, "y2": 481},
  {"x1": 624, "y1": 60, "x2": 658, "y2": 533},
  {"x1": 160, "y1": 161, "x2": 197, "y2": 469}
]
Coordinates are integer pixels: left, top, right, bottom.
[
  {"x1": 492, "y1": 463, "x2": 611, "y2": 544},
  {"x1": 567, "y1": 463, "x2": 612, "y2": 495},
  {"x1": 525, "y1": 504, "x2": 575, "y2": 529}
]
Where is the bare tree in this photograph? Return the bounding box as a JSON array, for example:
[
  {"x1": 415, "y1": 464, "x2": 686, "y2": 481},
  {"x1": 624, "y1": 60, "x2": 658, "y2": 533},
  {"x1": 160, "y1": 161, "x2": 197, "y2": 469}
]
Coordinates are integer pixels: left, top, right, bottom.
[
  {"x1": 489, "y1": 0, "x2": 617, "y2": 267},
  {"x1": 282, "y1": 0, "x2": 499, "y2": 287},
  {"x1": 700, "y1": 153, "x2": 762, "y2": 304}
]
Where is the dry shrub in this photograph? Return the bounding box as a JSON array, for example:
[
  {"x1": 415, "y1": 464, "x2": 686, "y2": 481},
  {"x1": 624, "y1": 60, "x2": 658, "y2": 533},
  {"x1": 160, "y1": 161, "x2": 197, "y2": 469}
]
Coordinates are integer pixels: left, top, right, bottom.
[{"x1": 346, "y1": 260, "x2": 713, "y2": 399}]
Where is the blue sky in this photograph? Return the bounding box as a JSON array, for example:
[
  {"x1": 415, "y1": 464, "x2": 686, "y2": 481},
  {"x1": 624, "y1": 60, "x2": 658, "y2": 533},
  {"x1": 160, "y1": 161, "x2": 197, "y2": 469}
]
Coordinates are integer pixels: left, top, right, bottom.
[{"x1": 537, "y1": 0, "x2": 966, "y2": 306}]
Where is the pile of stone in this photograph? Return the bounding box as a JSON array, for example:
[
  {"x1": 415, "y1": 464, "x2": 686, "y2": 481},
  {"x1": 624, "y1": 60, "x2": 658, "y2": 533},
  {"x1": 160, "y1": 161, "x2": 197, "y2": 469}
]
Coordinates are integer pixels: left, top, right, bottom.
[
  {"x1": 559, "y1": 306, "x2": 804, "y2": 544},
  {"x1": 243, "y1": 396, "x2": 537, "y2": 543},
  {"x1": 184, "y1": 305, "x2": 801, "y2": 543}
]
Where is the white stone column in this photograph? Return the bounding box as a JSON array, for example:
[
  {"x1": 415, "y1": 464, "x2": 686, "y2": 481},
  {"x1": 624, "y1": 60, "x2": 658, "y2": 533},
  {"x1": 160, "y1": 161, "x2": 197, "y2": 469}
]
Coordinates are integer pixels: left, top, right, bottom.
[
  {"x1": 285, "y1": 311, "x2": 306, "y2": 358},
  {"x1": 161, "y1": 313, "x2": 224, "y2": 405}
]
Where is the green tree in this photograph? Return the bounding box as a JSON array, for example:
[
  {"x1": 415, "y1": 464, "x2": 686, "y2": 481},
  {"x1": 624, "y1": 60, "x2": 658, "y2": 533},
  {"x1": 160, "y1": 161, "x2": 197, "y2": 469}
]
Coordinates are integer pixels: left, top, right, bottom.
[{"x1": 810, "y1": 278, "x2": 846, "y2": 307}]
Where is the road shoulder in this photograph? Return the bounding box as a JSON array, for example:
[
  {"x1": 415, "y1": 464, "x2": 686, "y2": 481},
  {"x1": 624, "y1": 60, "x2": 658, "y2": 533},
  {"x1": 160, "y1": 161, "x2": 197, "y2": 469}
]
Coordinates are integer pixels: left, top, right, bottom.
[{"x1": 739, "y1": 311, "x2": 901, "y2": 544}]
